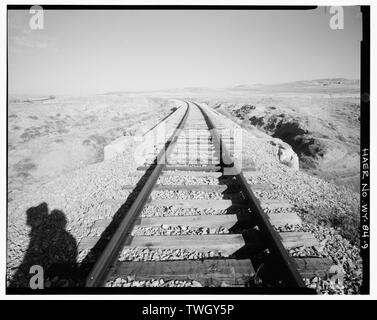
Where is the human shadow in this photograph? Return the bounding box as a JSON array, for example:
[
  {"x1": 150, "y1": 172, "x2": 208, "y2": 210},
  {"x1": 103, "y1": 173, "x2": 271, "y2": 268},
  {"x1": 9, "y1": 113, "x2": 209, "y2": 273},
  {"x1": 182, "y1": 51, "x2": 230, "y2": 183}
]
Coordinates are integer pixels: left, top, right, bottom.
[{"x1": 9, "y1": 202, "x2": 78, "y2": 288}]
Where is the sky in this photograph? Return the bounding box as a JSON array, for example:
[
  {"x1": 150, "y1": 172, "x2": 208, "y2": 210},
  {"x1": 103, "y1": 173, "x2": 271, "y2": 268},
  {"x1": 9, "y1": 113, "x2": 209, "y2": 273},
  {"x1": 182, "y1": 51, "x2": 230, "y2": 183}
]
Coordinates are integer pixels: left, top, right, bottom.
[{"x1": 8, "y1": 7, "x2": 362, "y2": 95}]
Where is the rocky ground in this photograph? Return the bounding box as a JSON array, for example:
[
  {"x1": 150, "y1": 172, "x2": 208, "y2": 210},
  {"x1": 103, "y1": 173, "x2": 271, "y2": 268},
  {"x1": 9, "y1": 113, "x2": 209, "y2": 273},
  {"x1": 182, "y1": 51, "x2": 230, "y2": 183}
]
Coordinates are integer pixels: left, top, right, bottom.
[{"x1": 7, "y1": 86, "x2": 362, "y2": 294}]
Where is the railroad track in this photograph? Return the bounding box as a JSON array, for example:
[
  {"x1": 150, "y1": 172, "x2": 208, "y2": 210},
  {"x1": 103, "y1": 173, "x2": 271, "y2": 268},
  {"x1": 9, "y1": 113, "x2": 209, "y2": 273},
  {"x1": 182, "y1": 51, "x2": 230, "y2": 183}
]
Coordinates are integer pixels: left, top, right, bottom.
[{"x1": 85, "y1": 101, "x2": 332, "y2": 291}]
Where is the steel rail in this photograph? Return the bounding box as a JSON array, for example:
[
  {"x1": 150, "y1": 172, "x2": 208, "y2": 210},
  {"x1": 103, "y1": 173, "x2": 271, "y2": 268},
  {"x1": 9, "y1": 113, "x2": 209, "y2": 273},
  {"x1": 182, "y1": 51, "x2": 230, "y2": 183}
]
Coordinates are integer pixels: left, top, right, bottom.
[
  {"x1": 195, "y1": 102, "x2": 306, "y2": 288},
  {"x1": 86, "y1": 102, "x2": 191, "y2": 287}
]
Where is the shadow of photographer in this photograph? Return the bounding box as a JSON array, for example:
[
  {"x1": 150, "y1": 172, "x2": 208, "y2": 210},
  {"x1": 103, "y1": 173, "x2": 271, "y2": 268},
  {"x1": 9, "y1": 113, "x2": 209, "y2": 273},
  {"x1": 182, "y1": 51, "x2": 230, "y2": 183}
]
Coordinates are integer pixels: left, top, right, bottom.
[{"x1": 9, "y1": 202, "x2": 78, "y2": 288}]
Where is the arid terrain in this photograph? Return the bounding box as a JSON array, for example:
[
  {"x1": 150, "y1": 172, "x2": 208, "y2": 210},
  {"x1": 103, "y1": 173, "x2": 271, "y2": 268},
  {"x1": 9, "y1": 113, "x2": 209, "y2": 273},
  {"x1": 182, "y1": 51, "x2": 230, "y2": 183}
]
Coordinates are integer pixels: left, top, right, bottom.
[
  {"x1": 7, "y1": 79, "x2": 361, "y2": 293},
  {"x1": 8, "y1": 79, "x2": 360, "y2": 197},
  {"x1": 8, "y1": 95, "x2": 178, "y2": 199},
  {"x1": 162, "y1": 79, "x2": 361, "y2": 192}
]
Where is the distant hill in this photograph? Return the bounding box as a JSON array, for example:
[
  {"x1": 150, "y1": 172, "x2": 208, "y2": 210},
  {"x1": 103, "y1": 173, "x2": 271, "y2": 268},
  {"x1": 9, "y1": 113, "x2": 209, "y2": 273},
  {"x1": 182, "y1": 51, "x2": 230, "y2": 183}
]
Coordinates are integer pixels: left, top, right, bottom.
[
  {"x1": 273, "y1": 78, "x2": 360, "y2": 87},
  {"x1": 231, "y1": 78, "x2": 359, "y2": 90},
  {"x1": 100, "y1": 78, "x2": 360, "y2": 95}
]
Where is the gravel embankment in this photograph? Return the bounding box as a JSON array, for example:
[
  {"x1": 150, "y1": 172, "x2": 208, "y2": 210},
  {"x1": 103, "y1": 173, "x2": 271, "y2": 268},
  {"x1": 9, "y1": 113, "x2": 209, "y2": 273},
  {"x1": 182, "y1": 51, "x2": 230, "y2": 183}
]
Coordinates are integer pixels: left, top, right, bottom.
[
  {"x1": 7, "y1": 102, "x2": 362, "y2": 294},
  {"x1": 7, "y1": 104, "x2": 185, "y2": 288},
  {"x1": 203, "y1": 103, "x2": 362, "y2": 294}
]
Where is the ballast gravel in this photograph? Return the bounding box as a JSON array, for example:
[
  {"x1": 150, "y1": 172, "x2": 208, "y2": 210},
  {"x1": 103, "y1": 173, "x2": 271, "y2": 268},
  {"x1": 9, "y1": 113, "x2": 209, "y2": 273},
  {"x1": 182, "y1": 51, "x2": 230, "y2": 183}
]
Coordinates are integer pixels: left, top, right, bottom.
[
  {"x1": 132, "y1": 225, "x2": 229, "y2": 236},
  {"x1": 106, "y1": 277, "x2": 203, "y2": 287},
  {"x1": 118, "y1": 248, "x2": 223, "y2": 262},
  {"x1": 157, "y1": 175, "x2": 220, "y2": 185},
  {"x1": 141, "y1": 206, "x2": 242, "y2": 218},
  {"x1": 151, "y1": 190, "x2": 223, "y2": 200}
]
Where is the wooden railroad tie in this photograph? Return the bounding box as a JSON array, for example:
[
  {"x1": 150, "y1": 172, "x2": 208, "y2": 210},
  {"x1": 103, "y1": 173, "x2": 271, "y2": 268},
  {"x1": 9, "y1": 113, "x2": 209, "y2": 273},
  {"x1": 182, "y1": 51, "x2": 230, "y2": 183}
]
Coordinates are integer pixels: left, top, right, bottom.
[
  {"x1": 108, "y1": 257, "x2": 333, "y2": 286},
  {"x1": 78, "y1": 231, "x2": 318, "y2": 254}
]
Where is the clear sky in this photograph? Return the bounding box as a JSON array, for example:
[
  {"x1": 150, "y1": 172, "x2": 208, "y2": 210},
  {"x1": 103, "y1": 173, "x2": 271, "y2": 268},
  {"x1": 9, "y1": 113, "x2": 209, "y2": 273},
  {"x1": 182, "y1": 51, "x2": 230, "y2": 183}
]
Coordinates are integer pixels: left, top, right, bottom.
[{"x1": 8, "y1": 7, "x2": 362, "y2": 95}]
